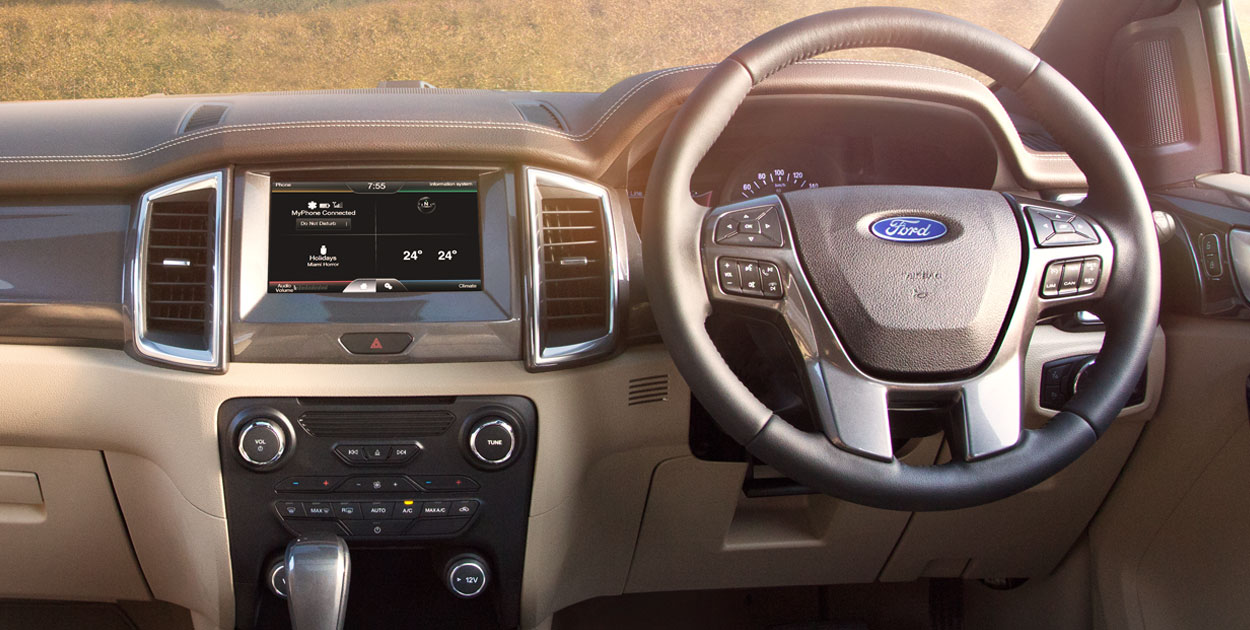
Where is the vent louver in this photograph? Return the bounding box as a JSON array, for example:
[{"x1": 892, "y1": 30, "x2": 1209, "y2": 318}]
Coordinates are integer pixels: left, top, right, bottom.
[
  {"x1": 133, "y1": 172, "x2": 225, "y2": 371},
  {"x1": 628, "y1": 375, "x2": 669, "y2": 405},
  {"x1": 180, "y1": 103, "x2": 229, "y2": 134},
  {"x1": 540, "y1": 197, "x2": 609, "y2": 348},
  {"x1": 298, "y1": 410, "x2": 456, "y2": 438},
  {"x1": 525, "y1": 169, "x2": 620, "y2": 368}
]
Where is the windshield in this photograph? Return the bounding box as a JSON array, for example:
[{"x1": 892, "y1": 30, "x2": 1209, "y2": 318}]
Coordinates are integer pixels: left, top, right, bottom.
[{"x1": 0, "y1": 0, "x2": 1061, "y2": 101}]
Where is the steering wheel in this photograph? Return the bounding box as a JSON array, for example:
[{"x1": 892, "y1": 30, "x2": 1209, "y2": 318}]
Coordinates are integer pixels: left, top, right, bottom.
[{"x1": 642, "y1": 7, "x2": 1160, "y2": 511}]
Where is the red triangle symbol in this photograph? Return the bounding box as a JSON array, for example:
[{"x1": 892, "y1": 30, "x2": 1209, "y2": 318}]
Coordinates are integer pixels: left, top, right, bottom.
[{"x1": 370, "y1": 337, "x2": 383, "y2": 350}]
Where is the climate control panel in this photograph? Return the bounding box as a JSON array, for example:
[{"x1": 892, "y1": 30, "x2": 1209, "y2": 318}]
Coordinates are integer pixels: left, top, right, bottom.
[{"x1": 219, "y1": 395, "x2": 534, "y2": 630}]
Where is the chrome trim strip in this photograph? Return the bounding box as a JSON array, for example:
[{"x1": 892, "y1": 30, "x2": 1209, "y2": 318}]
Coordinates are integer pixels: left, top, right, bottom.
[
  {"x1": 132, "y1": 170, "x2": 227, "y2": 371},
  {"x1": 522, "y1": 167, "x2": 623, "y2": 368}
]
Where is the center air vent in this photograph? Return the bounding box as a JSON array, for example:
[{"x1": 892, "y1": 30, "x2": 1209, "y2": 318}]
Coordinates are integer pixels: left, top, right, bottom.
[
  {"x1": 525, "y1": 168, "x2": 620, "y2": 369},
  {"x1": 133, "y1": 172, "x2": 226, "y2": 371}
]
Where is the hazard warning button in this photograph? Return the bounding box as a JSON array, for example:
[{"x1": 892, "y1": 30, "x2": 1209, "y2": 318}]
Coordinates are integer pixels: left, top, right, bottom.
[{"x1": 339, "y1": 333, "x2": 413, "y2": 355}]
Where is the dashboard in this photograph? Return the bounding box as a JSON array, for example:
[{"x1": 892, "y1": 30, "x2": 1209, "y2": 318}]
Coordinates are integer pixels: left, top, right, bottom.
[{"x1": 0, "y1": 60, "x2": 1122, "y2": 630}]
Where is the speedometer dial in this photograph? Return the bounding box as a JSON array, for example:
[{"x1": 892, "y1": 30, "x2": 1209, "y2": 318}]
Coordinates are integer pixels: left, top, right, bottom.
[{"x1": 737, "y1": 168, "x2": 819, "y2": 199}]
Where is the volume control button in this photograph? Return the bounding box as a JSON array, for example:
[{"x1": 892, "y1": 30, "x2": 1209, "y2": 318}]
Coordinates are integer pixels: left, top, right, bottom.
[{"x1": 238, "y1": 419, "x2": 286, "y2": 466}]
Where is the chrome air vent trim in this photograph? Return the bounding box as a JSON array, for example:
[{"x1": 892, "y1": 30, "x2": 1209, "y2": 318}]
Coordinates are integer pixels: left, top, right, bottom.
[
  {"x1": 523, "y1": 167, "x2": 623, "y2": 369},
  {"x1": 132, "y1": 170, "x2": 227, "y2": 371}
]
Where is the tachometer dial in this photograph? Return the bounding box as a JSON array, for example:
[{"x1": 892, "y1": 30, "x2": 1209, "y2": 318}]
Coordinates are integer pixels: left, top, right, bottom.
[{"x1": 737, "y1": 168, "x2": 819, "y2": 199}]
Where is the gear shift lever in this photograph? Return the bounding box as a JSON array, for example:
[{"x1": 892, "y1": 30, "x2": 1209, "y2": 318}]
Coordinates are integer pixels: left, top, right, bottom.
[{"x1": 285, "y1": 535, "x2": 351, "y2": 630}]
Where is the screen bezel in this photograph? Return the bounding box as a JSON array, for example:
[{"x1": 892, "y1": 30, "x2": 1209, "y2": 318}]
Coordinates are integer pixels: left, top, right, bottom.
[{"x1": 235, "y1": 166, "x2": 513, "y2": 327}]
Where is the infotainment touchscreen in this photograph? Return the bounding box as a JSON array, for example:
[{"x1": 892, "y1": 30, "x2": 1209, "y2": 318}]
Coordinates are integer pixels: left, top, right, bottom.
[{"x1": 267, "y1": 180, "x2": 483, "y2": 293}]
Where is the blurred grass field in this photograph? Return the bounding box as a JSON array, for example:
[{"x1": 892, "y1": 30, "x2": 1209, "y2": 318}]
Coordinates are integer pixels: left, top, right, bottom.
[{"x1": 0, "y1": 0, "x2": 1063, "y2": 101}]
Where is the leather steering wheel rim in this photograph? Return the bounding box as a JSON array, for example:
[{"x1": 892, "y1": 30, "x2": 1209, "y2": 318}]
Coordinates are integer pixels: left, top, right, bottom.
[{"x1": 642, "y1": 7, "x2": 1160, "y2": 511}]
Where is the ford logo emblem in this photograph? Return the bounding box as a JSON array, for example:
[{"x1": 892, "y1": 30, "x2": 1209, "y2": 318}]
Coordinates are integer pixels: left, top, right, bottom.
[{"x1": 870, "y1": 216, "x2": 947, "y2": 243}]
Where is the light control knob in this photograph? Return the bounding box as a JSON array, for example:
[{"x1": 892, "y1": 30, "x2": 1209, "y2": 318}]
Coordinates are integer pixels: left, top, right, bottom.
[
  {"x1": 238, "y1": 418, "x2": 287, "y2": 467},
  {"x1": 1071, "y1": 358, "x2": 1097, "y2": 395},
  {"x1": 445, "y1": 554, "x2": 489, "y2": 599}
]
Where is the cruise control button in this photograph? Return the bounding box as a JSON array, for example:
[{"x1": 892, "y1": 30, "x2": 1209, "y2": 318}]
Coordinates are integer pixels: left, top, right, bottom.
[
  {"x1": 340, "y1": 333, "x2": 413, "y2": 355},
  {"x1": 1041, "y1": 262, "x2": 1064, "y2": 297},
  {"x1": 738, "y1": 260, "x2": 763, "y2": 296},
  {"x1": 1079, "y1": 257, "x2": 1101, "y2": 293},
  {"x1": 422, "y1": 501, "x2": 451, "y2": 517},
  {"x1": 1059, "y1": 260, "x2": 1083, "y2": 295}
]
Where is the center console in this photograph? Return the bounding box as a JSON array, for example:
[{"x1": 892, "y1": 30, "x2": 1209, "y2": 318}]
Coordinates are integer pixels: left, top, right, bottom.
[{"x1": 219, "y1": 395, "x2": 536, "y2": 629}]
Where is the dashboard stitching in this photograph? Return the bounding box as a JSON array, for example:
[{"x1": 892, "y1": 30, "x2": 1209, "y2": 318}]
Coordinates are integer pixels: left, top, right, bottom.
[{"x1": 0, "y1": 59, "x2": 1072, "y2": 163}]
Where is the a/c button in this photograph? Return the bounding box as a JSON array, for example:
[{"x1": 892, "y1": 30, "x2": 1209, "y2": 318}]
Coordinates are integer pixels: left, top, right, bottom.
[{"x1": 340, "y1": 333, "x2": 413, "y2": 355}]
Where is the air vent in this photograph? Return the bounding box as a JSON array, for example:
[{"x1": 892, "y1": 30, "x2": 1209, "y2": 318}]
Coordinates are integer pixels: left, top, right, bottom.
[
  {"x1": 133, "y1": 172, "x2": 225, "y2": 371},
  {"x1": 298, "y1": 410, "x2": 456, "y2": 438},
  {"x1": 1020, "y1": 131, "x2": 1064, "y2": 152},
  {"x1": 628, "y1": 374, "x2": 669, "y2": 405},
  {"x1": 180, "y1": 103, "x2": 229, "y2": 134},
  {"x1": 514, "y1": 101, "x2": 568, "y2": 131},
  {"x1": 525, "y1": 168, "x2": 620, "y2": 368}
]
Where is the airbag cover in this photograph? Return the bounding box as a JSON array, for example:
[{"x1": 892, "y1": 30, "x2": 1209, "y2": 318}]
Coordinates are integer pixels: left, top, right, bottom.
[{"x1": 784, "y1": 185, "x2": 1022, "y2": 377}]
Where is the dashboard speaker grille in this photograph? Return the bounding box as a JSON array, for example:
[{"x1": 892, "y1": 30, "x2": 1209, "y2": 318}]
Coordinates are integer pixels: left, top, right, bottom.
[
  {"x1": 628, "y1": 374, "x2": 669, "y2": 405},
  {"x1": 181, "y1": 104, "x2": 229, "y2": 134},
  {"x1": 538, "y1": 197, "x2": 610, "y2": 349},
  {"x1": 298, "y1": 410, "x2": 457, "y2": 437}
]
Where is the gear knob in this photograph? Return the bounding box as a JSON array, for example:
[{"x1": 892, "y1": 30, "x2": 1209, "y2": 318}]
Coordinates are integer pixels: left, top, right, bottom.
[{"x1": 285, "y1": 535, "x2": 351, "y2": 630}]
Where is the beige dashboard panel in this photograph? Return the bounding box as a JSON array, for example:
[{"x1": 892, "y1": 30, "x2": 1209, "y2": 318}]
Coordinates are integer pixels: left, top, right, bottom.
[
  {"x1": 0, "y1": 343, "x2": 687, "y2": 630},
  {"x1": 879, "y1": 326, "x2": 1165, "y2": 581},
  {"x1": 1091, "y1": 316, "x2": 1250, "y2": 630},
  {"x1": 0, "y1": 445, "x2": 149, "y2": 603}
]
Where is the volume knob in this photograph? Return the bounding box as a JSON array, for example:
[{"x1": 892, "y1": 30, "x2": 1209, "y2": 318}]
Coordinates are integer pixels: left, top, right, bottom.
[{"x1": 238, "y1": 419, "x2": 287, "y2": 467}]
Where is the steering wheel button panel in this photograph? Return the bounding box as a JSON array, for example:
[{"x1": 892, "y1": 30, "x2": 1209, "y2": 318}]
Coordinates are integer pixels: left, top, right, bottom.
[
  {"x1": 1026, "y1": 206, "x2": 1100, "y2": 247},
  {"x1": 717, "y1": 257, "x2": 782, "y2": 300},
  {"x1": 714, "y1": 205, "x2": 784, "y2": 247},
  {"x1": 1040, "y1": 256, "x2": 1101, "y2": 298}
]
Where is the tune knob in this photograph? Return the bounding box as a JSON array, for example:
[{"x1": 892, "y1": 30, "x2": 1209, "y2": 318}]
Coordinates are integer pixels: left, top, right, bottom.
[
  {"x1": 237, "y1": 418, "x2": 288, "y2": 467},
  {"x1": 468, "y1": 418, "x2": 516, "y2": 466},
  {"x1": 445, "y1": 554, "x2": 489, "y2": 599}
]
